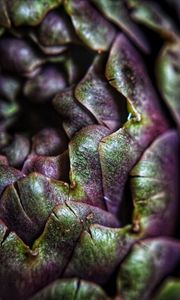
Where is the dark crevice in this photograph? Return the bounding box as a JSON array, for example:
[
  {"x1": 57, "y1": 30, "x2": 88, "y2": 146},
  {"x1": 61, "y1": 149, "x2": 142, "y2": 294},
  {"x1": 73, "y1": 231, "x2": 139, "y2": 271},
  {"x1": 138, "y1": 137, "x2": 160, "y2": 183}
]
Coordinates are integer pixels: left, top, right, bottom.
[
  {"x1": 51, "y1": 211, "x2": 59, "y2": 221},
  {"x1": 65, "y1": 44, "x2": 95, "y2": 82},
  {"x1": 129, "y1": 175, "x2": 163, "y2": 181},
  {"x1": 60, "y1": 231, "x2": 83, "y2": 278},
  {"x1": 103, "y1": 265, "x2": 119, "y2": 297},
  {"x1": 7, "y1": 96, "x2": 65, "y2": 137},
  {"x1": 65, "y1": 201, "x2": 78, "y2": 218},
  {"x1": 13, "y1": 181, "x2": 30, "y2": 222},
  {"x1": 117, "y1": 179, "x2": 134, "y2": 227},
  {"x1": 74, "y1": 278, "x2": 81, "y2": 300}
]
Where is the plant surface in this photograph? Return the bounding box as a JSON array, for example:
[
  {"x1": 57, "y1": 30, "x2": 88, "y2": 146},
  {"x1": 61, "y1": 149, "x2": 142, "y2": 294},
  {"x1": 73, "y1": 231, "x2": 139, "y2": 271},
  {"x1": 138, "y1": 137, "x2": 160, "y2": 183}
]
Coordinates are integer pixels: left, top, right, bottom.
[{"x1": 0, "y1": 1, "x2": 179, "y2": 299}]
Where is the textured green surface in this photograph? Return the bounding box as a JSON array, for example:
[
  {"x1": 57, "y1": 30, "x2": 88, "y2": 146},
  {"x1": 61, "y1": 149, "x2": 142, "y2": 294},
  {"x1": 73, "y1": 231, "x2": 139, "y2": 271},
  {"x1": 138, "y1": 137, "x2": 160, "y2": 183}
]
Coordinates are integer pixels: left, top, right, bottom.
[
  {"x1": 132, "y1": 2, "x2": 177, "y2": 38},
  {"x1": 155, "y1": 279, "x2": 180, "y2": 300},
  {"x1": 75, "y1": 55, "x2": 123, "y2": 131},
  {"x1": 156, "y1": 41, "x2": 180, "y2": 125},
  {"x1": 31, "y1": 278, "x2": 109, "y2": 300},
  {"x1": 69, "y1": 125, "x2": 109, "y2": 208},
  {"x1": 53, "y1": 87, "x2": 95, "y2": 138},
  {"x1": 100, "y1": 33, "x2": 168, "y2": 213},
  {"x1": 131, "y1": 130, "x2": 179, "y2": 235},
  {"x1": 64, "y1": 0, "x2": 116, "y2": 52},
  {"x1": 117, "y1": 239, "x2": 180, "y2": 300},
  {"x1": 6, "y1": 0, "x2": 62, "y2": 26},
  {"x1": 92, "y1": 0, "x2": 149, "y2": 52},
  {"x1": 0, "y1": 1, "x2": 179, "y2": 299}
]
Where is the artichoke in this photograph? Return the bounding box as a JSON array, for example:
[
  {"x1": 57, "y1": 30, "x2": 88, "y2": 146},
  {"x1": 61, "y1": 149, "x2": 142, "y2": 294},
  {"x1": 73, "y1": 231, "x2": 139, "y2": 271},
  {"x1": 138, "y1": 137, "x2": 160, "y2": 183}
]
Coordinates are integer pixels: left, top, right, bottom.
[{"x1": 0, "y1": 0, "x2": 179, "y2": 299}]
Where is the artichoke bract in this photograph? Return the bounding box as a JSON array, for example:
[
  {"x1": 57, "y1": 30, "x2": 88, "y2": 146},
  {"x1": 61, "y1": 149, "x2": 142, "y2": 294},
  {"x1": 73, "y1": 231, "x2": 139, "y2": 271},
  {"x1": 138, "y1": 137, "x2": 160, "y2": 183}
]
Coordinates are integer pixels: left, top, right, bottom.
[{"x1": 0, "y1": 1, "x2": 179, "y2": 299}]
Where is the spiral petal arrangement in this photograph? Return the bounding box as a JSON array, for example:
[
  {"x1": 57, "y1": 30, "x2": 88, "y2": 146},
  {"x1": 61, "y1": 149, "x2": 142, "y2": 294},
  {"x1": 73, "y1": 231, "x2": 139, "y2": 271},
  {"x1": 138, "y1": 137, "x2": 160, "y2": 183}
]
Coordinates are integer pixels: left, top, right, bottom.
[{"x1": 0, "y1": 1, "x2": 179, "y2": 299}]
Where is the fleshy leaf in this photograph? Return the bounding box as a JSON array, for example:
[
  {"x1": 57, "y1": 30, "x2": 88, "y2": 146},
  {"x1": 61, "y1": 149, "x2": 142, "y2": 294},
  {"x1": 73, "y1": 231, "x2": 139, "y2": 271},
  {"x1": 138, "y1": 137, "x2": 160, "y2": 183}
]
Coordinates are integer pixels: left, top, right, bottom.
[
  {"x1": 1, "y1": 134, "x2": 30, "y2": 167},
  {"x1": 130, "y1": 130, "x2": 179, "y2": 236},
  {"x1": 0, "y1": 37, "x2": 45, "y2": 77},
  {"x1": 64, "y1": 224, "x2": 137, "y2": 283},
  {"x1": 24, "y1": 66, "x2": 67, "y2": 102},
  {"x1": 0, "y1": 207, "x2": 82, "y2": 300},
  {"x1": 69, "y1": 125, "x2": 109, "y2": 208},
  {"x1": 105, "y1": 34, "x2": 167, "y2": 124},
  {"x1": 4, "y1": 0, "x2": 63, "y2": 27},
  {"x1": 99, "y1": 34, "x2": 168, "y2": 213},
  {"x1": 0, "y1": 172, "x2": 69, "y2": 244},
  {"x1": 0, "y1": 202, "x2": 119, "y2": 299},
  {"x1": 91, "y1": 0, "x2": 150, "y2": 53},
  {"x1": 29, "y1": 32, "x2": 67, "y2": 55},
  {"x1": 32, "y1": 128, "x2": 68, "y2": 156},
  {"x1": 131, "y1": 2, "x2": 178, "y2": 39},
  {"x1": 30, "y1": 278, "x2": 109, "y2": 300},
  {"x1": 155, "y1": 278, "x2": 180, "y2": 300},
  {"x1": 37, "y1": 10, "x2": 78, "y2": 46},
  {"x1": 117, "y1": 238, "x2": 180, "y2": 300},
  {"x1": 75, "y1": 55, "x2": 124, "y2": 131},
  {"x1": 64, "y1": 0, "x2": 116, "y2": 52},
  {"x1": 0, "y1": 164, "x2": 24, "y2": 196},
  {"x1": 53, "y1": 87, "x2": 96, "y2": 138},
  {"x1": 22, "y1": 151, "x2": 70, "y2": 181},
  {"x1": 156, "y1": 41, "x2": 180, "y2": 125}
]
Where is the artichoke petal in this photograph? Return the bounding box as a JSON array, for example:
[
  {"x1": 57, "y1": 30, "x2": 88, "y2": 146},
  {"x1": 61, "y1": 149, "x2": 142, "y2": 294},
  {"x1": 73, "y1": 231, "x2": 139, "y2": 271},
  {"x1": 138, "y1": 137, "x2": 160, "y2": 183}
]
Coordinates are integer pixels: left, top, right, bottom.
[
  {"x1": 64, "y1": 0, "x2": 116, "y2": 52},
  {"x1": 117, "y1": 238, "x2": 180, "y2": 300}
]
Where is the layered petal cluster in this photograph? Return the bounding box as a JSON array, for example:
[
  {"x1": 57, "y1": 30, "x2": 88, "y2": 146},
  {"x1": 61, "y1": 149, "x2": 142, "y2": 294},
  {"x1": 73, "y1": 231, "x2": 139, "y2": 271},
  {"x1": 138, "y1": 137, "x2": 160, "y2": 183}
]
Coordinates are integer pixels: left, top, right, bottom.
[{"x1": 0, "y1": 1, "x2": 179, "y2": 299}]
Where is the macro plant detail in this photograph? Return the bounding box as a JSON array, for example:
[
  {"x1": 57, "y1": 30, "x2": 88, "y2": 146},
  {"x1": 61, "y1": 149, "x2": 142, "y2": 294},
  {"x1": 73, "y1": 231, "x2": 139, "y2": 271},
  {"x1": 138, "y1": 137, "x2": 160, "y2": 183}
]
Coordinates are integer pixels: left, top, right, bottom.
[{"x1": 0, "y1": 0, "x2": 179, "y2": 299}]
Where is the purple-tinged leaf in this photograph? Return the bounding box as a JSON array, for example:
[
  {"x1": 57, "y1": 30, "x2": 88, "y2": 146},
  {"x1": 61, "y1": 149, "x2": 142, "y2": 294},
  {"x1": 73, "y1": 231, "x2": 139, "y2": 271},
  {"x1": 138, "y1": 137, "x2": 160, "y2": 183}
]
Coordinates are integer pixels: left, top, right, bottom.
[
  {"x1": 24, "y1": 66, "x2": 67, "y2": 102},
  {"x1": 64, "y1": 0, "x2": 116, "y2": 52},
  {"x1": 30, "y1": 278, "x2": 109, "y2": 300},
  {"x1": 0, "y1": 37, "x2": 45, "y2": 77},
  {"x1": 75, "y1": 55, "x2": 123, "y2": 132},
  {"x1": 1, "y1": 134, "x2": 30, "y2": 167},
  {"x1": 32, "y1": 128, "x2": 68, "y2": 156},
  {"x1": 156, "y1": 41, "x2": 180, "y2": 126},
  {"x1": 4, "y1": 0, "x2": 63, "y2": 27},
  {"x1": 0, "y1": 164, "x2": 24, "y2": 196},
  {"x1": 154, "y1": 278, "x2": 180, "y2": 300},
  {"x1": 91, "y1": 0, "x2": 150, "y2": 53},
  {"x1": 0, "y1": 172, "x2": 69, "y2": 244},
  {"x1": 117, "y1": 238, "x2": 180, "y2": 300},
  {"x1": 0, "y1": 201, "x2": 119, "y2": 299},
  {"x1": 29, "y1": 32, "x2": 67, "y2": 55},
  {"x1": 64, "y1": 224, "x2": 137, "y2": 283},
  {"x1": 37, "y1": 10, "x2": 78, "y2": 46},
  {"x1": 53, "y1": 87, "x2": 96, "y2": 138},
  {"x1": 69, "y1": 125, "x2": 109, "y2": 209},
  {"x1": 22, "y1": 151, "x2": 70, "y2": 181},
  {"x1": 131, "y1": 2, "x2": 178, "y2": 40},
  {"x1": 99, "y1": 34, "x2": 168, "y2": 214},
  {"x1": 130, "y1": 130, "x2": 179, "y2": 236}
]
